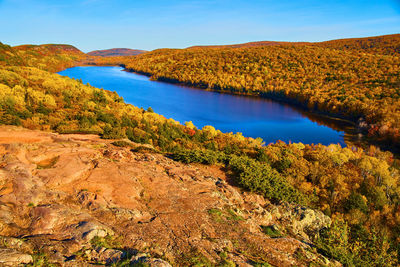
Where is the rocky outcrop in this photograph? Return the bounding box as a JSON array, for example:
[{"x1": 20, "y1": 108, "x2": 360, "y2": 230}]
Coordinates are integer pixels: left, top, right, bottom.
[
  {"x1": 286, "y1": 205, "x2": 332, "y2": 241},
  {"x1": 85, "y1": 247, "x2": 125, "y2": 264},
  {"x1": 0, "y1": 126, "x2": 339, "y2": 266},
  {"x1": 131, "y1": 253, "x2": 172, "y2": 267},
  {"x1": 0, "y1": 248, "x2": 33, "y2": 265}
]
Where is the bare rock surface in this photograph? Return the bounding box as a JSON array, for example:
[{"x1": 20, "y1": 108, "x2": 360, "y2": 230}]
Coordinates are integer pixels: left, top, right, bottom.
[
  {"x1": 131, "y1": 252, "x2": 172, "y2": 266},
  {"x1": 0, "y1": 248, "x2": 33, "y2": 265},
  {"x1": 85, "y1": 247, "x2": 125, "y2": 264},
  {"x1": 0, "y1": 126, "x2": 340, "y2": 266}
]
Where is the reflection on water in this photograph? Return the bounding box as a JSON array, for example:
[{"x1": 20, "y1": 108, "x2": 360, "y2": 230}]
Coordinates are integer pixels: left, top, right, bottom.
[{"x1": 59, "y1": 66, "x2": 357, "y2": 146}]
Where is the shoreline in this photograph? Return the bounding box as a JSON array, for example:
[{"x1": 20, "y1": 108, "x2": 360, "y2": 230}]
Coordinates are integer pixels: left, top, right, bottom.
[
  {"x1": 120, "y1": 66, "x2": 400, "y2": 154},
  {"x1": 62, "y1": 64, "x2": 400, "y2": 155}
]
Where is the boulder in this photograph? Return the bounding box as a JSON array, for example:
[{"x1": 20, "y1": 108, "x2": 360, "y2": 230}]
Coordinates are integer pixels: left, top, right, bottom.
[
  {"x1": 280, "y1": 205, "x2": 331, "y2": 241},
  {"x1": 77, "y1": 190, "x2": 107, "y2": 210},
  {"x1": 292, "y1": 206, "x2": 331, "y2": 240},
  {"x1": 83, "y1": 228, "x2": 107, "y2": 241},
  {"x1": 0, "y1": 248, "x2": 33, "y2": 265},
  {"x1": 85, "y1": 247, "x2": 124, "y2": 264}
]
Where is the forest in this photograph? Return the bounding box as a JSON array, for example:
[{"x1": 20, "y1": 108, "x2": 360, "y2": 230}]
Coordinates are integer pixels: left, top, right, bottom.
[
  {"x1": 188, "y1": 34, "x2": 400, "y2": 55},
  {"x1": 101, "y1": 34, "x2": 400, "y2": 149},
  {"x1": 0, "y1": 42, "x2": 86, "y2": 72},
  {"x1": 0, "y1": 39, "x2": 400, "y2": 266}
]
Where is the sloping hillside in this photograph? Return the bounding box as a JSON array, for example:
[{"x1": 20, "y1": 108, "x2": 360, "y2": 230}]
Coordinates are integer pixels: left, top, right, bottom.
[
  {"x1": 188, "y1": 34, "x2": 400, "y2": 55},
  {"x1": 0, "y1": 42, "x2": 88, "y2": 72},
  {"x1": 0, "y1": 42, "x2": 25, "y2": 66},
  {"x1": 0, "y1": 125, "x2": 340, "y2": 266},
  {"x1": 122, "y1": 37, "x2": 400, "y2": 146},
  {"x1": 188, "y1": 40, "x2": 309, "y2": 49},
  {"x1": 315, "y1": 34, "x2": 400, "y2": 55},
  {"x1": 14, "y1": 44, "x2": 83, "y2": 55}
]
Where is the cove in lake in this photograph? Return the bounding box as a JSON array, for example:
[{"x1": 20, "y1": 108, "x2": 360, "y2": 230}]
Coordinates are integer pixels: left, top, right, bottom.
[{"x1": 59, "y1": 66, "x2": 356, "y2": 146}]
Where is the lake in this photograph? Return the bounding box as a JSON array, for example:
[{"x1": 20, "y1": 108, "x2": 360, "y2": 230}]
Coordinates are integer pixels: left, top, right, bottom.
[{"x1": 59, "y1": 66, "x2": 354, "y2": 146}]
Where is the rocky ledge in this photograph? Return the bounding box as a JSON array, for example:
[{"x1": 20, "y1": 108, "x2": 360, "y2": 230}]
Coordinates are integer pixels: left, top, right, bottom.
[{"x1": 0, "y1": 126, "x2": 339, "y2": 266}]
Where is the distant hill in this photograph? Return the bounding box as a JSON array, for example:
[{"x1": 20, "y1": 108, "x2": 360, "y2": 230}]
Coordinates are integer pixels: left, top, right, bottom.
[
  {"x1": 188, "y1": 41, "x2": 309, "y2": 49},
  {"x1": 87, "y1": 48, "x2": 146, "y2": 57},
  {"x1": 188, "y1": 33, "x2": 400, "y2": 55},
  {"x1": 314, "y1": 34, "x2": 400, "y2": 55},
  {"x1": 0, "y1": 43, "x2": 87, "y2": 72},
  {"x1": 13, "y1": 44, "x2": 85, "y2": 55}
]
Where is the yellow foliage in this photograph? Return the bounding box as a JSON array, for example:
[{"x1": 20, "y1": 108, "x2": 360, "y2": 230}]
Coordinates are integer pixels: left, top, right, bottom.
[
  {"x1": 185, "y1": 121, "x2": 196, "y2": 129},
  {"x1": 202, "y1": 125, "x2": 218, "y2": 139}
]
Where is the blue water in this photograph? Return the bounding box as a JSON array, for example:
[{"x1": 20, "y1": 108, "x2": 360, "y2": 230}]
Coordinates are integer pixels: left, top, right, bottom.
[{"x1": 59, "y1": 66, "x2": 349, "y2": 145}]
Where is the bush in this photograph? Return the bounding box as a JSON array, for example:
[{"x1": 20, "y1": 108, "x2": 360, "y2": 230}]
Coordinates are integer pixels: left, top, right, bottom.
[
  {"x1": 228, "y1": 155, "x2": 307, "y2": 204},
  {"x1": 261, "y1": 225, "x2": 284, "y2": 238},
  {"x1": 170, "y1": 149, "x2": 307, "y2": 205},
  {"x1": 343, "y1": 192, "x2": 369, "y2": 214},
  {"x1": 111, "y1": 140, "x2": 133, "y2": 147},
  {"x1": 170, "y1": 148, "x2": 224, "y2": 165},
  {"x1": 102, "y1": 124, "x2": 126, "y2": 139},
  {"x1": 316, "y1": 219, "x2": 398, "y2": 266},
  {"x1": 97, "y1": 112, "x2": 118, "y2": 125}
]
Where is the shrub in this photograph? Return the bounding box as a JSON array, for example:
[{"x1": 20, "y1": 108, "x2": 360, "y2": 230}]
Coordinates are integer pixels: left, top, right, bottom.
[
  {"x1": 343, "y1": 192, "x2": 369, "y2": 214},
  {"x1": 102, "y1": 124, "x2": 126, "y2": 139},
  {"x1": 316, "y1": 219, "x2": 398, "y2": 266},
  {"x1": 111, "y1": 140, "x2": 133, "y2": 147},
  {"x1": 170, "y1": 149, "x2": 307, "y2": 205},
  {"x1": 170, "y1": 148, "x2": 223, "y2": 165},
  {"x1": 261, "y1": 225, "x2": 284, "y2": 238},
  {"x1": 228, "y1": 155, "x2": 307, "y2": 204}
]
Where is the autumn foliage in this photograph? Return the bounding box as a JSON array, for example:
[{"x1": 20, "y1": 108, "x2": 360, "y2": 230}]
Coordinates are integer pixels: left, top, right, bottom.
[
  {"x1": 0, "y1": 42, "x2": 87, "y2": 72},
  {"x1": 1, "y1": 38, "x2": 400, "y2": 265},
  {"x1": 108, "y1": 35, "x2": 400, "y2": 147}
]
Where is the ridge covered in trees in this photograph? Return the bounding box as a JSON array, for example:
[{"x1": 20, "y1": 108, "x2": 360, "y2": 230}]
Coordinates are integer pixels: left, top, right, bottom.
[
  {"x1": 104, "y1": 34, "x2": 400, "y2": 147},
  {"x1": 87, "y1": 48, "x2": 147, "y2": 57},
  {"x1": 0, "y1": 42, "x2": 87, "y2": 72},
  {"x1": 189, "y1": 33, "x2": 400, "y2": 55},
  {"x1": 0, "y1": 39, "x2": 400, "y2": 265}
]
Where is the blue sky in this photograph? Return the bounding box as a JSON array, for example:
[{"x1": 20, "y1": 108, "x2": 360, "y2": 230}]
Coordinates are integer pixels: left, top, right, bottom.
[{"x1": 0, "y1": 0, "x2": 399, "y2": 52}]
